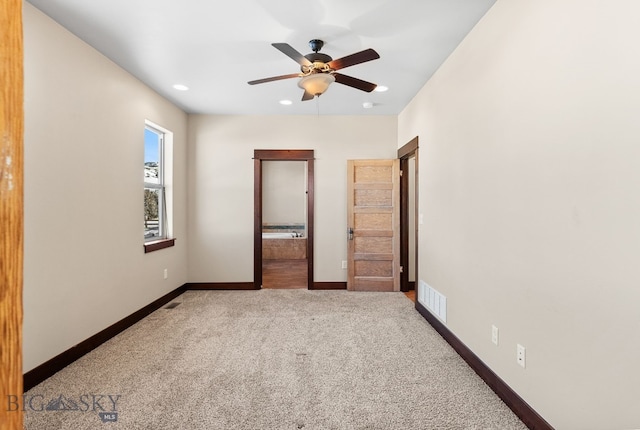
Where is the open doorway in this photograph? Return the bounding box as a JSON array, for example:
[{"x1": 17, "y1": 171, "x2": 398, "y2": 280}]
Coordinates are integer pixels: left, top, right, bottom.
[
  {"x1": 254, "y1": 150, "x2": 314, "y2": 289},
  {"x1": 261, "y1": 160, "x2": 307, "y2": 288},
  {"x1": 399, "y1": 137, "x2": 418, "y2": 298}
]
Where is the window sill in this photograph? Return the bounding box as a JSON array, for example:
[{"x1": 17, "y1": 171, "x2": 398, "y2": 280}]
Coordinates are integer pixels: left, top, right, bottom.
[{"x1": 144, "y1": 238, "x2": 176, "y2": 253}]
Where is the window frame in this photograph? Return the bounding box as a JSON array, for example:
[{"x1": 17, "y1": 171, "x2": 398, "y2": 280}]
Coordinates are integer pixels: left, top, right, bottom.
[{"x1": 143, "y1": 121, "x2": 175, "y2": 253}]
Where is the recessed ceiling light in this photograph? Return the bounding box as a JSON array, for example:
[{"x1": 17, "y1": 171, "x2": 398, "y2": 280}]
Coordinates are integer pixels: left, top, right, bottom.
[
  {"x1": 173, "y1": 84, "x2": 189, "y2": 91},
  {"x1": 279, "y1": 100, "x2": 293, "y2": 106},
  {"x1": 362, "y1": 102, "x2": 374, "y2": 109},
  {"x1": 374, "y1": 85, "x2": 388, "y2": 92}
]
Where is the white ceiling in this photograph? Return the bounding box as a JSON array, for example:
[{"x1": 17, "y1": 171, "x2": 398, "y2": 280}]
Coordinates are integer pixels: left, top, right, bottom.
[{"x1": 26, "y1": 0, "x2": 496, "y2": 115}]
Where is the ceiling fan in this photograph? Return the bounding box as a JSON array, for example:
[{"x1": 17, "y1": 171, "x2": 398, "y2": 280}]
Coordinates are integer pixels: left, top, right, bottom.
[{"x1": 248, "y1": 39, "x2": 380, "y2": 101}]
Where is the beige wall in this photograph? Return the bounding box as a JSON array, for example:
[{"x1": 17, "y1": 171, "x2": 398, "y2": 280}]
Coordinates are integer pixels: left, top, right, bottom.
[
  {"x1": 23, "y1": 4, "x2": 189, "y2": 372},
  {"x1": 398, "y1": 1, "x2": 640, "y2": 429},
  {"x1": 187, "y1": 115, "x2": 397, "y2": 282},
  {"x1": 262, "y1": 161, "x2": 306, "y2": 227}
]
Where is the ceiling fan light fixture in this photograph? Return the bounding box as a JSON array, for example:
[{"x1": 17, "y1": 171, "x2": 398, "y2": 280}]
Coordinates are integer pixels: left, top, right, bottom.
[{"x1": 297, "y1": 73, "x2": 335, "y2": 96}]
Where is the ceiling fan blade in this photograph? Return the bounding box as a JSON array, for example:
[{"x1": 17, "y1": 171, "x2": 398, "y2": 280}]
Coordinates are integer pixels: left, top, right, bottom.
[
  {"x1": 248, "y1": 73, "x2": 301, "y2": 85},
  {"x1": 301, "y1": 90, "x2": 315, "y2": 101},
  {"x1": 327, "y1": 48, "x2": 380, "y2": 71},
  {"x1": 272, "y1": 43, "x2": 312, "y2": 67},
  {"x1": 333, "y1": 73, "x2": 377, "y2": 93}
]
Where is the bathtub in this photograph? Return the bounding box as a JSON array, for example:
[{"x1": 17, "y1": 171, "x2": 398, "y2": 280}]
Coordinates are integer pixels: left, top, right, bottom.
[
  {"x1": 262, "y1": 232, "x2": 299, "y2": 239},
  {"x1": 262, "y1": 232, "x2": 307, "y2": 259}
]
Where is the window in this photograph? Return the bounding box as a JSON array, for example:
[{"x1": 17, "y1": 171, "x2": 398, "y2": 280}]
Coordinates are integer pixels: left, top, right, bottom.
[
  {"x1": 144, "y1": 122, "x2": 175, "y2": 252},
  {"x1": 144, "y1": 125, "x2": 164, "y2": 240}
]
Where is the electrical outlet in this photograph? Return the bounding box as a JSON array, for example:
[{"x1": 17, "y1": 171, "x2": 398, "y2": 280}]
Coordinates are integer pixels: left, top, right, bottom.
[
  {"x1": 163, "y1": 269, "x2": 168, "y2": 279},
  {"x1": 517, "y1": 344, "x2": 526, "y2": 368},
  {"x1": 491, "y1": 325, "x2": 499, "y2": 346},
  {"x1": 341, "y1": 260, "x2": 347, "y2": 269}
]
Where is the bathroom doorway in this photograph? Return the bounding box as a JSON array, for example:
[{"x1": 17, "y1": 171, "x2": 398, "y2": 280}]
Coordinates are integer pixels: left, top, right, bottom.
[{"x1": 253, "y1": 150, "x2": 314, "y2": 289}]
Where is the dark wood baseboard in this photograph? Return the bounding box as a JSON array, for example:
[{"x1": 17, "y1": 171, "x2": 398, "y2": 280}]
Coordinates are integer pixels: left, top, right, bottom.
[
  {"x1": 187, "y1": 281, "x2": 347, "y2": 290},
  {"x1": 310, "y1": 282, "x2": 347, "y2": 290},
  {"x1": 24, "y1": 284, "x2": 187, "y2": 391},
  {"x1": 185, "y1": 282, "x2": 257, "y2": 290},
  {"x1": 415, "y1": 301, "x2": 554, "y2": 430}
]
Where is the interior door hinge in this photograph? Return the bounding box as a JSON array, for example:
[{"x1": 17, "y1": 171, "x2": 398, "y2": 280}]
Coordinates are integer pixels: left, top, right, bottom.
[
  {"x1": 400, "y1": 170, "x2": 403, "y2": 177},
  {"x1": 400, "y1": 266, "x2": 404, "y2": 273}
]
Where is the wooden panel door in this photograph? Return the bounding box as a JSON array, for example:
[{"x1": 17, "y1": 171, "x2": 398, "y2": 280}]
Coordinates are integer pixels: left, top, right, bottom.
[{"x1": 347, "y1": 159, "x2": 400, "y2": 291}]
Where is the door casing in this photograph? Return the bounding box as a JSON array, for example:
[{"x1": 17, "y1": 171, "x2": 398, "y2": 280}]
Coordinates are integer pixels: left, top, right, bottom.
[{"x1": 398, "y1": 137, "x2": 419, "y2": 293}]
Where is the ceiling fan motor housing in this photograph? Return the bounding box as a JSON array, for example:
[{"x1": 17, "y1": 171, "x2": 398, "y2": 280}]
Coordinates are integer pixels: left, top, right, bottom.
[
  {"x1": 304, "y1": 52, "x2": 332, "y2": 64},
  {"x1": 303, "y1": 39, "x2": 332, "y2": 71}
]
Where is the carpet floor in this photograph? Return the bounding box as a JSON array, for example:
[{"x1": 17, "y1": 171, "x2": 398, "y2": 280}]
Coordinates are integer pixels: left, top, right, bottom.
[{"x1": 24, "y1": 290, "x2": 527, "y2": 429}]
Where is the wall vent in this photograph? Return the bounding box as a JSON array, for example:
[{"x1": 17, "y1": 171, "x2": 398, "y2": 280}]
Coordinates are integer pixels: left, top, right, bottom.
[{"x1": 418, "y1": 280, "x2": 447, "y2": 323}]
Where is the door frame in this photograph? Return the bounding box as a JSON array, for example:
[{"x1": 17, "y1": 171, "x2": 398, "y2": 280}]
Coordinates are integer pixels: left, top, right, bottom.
[
  {"x1": 254, "y1": 150, "x2": 314, "y2": 289},
  {"x1": 398, "y1": 137, "x2": 419, "y2": 293}
]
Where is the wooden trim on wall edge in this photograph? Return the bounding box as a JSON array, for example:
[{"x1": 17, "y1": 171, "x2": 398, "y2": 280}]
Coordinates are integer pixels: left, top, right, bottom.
[
  {"x1": 1, "y1": 1, "x2": 24, "y2": 427},
  {"x1": 310, "y1": 282, "x2": 347, "y2": 290},
  {"x1": 254, "y1": 149, "x2": 314, "y2": 160},
  {"x1": 23, "y1": 285, "x2": 188, "y2": 391},
  {"x1": 397, "y1": 136, "x2": 418, "y2": 159},
  {"x1": 415, "y1": 301, "x2": 554, "y2": 430},
  {"x1": 185, "y1": 282, "x2": 256, "y2": 290}
]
